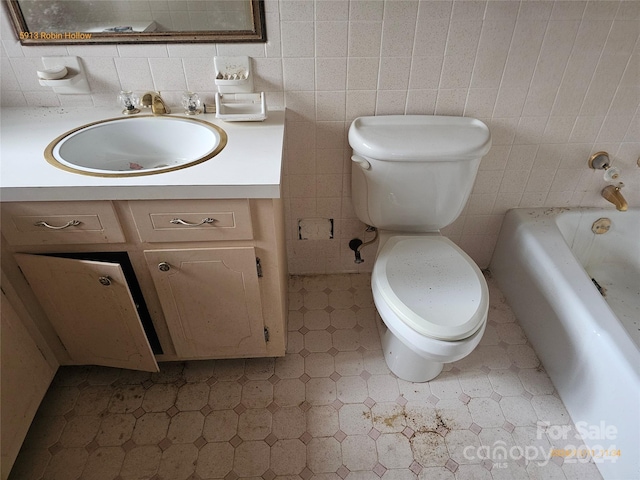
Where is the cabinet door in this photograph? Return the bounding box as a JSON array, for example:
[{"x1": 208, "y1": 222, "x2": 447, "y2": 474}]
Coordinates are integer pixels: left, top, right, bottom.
[
  {"x1": 1, "y1": 292, "x2": 56, "y2": 480},
  {"x1": 14, "y1": 254, "x2": 159, "y2": 372},
  {"x1": 145, "y1": 248, "x2": 267, "y2": 358}
]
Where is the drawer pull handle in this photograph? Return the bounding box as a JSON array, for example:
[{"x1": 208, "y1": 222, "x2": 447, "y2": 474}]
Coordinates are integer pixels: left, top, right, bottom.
[
  {"x1": 169, "y1": 217, "x2": 216, "y2": 227},
  {"x1": 98, "y1": 276, "x2": 112, "y2": 286},
  {"x1": 34, "y1": 220, "x2": 82, "y2": 230},
  {"x1": 158, "y1": 262, "x2": 171, "y2": 272}
]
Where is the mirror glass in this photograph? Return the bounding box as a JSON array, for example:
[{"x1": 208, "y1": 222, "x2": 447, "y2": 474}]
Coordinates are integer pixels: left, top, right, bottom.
[{"x1": 6, "y1": 0, "x2": 266, "y2": 44}]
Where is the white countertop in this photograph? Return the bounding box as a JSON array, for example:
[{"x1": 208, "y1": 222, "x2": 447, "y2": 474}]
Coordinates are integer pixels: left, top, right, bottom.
[{"x1": 0, "y1": 107, "x2": 285, "y2": 202}]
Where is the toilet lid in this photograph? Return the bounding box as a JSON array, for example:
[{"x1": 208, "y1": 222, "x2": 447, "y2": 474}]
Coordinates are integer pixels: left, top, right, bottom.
[{"x1": 372, "y1": 236, "x2": 488, "y2": 341}]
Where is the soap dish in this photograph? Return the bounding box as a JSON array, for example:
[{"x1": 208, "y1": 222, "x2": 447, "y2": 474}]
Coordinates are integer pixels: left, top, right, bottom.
[{"x1": 214, "y1": 92, "x2": 267, "y2": 122}]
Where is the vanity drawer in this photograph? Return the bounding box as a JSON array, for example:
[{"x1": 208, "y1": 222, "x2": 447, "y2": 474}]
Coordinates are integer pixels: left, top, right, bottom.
[
  {"x1": 129, "y1": 199, "x2": 253, "y2": 242},
  {"x1": 1, "y1": 201, "x2": 125, "y2": 246}
]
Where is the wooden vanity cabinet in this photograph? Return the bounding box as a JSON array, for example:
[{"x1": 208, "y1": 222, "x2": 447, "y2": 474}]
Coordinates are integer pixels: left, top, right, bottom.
[
  {"x1": 129, "y1": 198, "x2": 287, "y2": 360},
  {"x1": 0, "y1": 198, "x2": 288, "y2": 368}
]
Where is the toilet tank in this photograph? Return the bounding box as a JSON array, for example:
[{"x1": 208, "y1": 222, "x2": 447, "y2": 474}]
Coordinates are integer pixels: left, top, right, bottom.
[{"x1": 349, "y1": 115, "x2": 491, "y2": 232}]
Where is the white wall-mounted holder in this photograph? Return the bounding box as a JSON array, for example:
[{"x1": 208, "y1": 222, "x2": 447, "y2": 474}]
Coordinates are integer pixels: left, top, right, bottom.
[
  {"x1": 37, "y1": 56, "x2": 90, "y2": 94},
  {"x1": 214, "y1": 56, "x2": 254, "y2": 94},
  {"x1": 214, "y1": 92, "x2": 267, "y2": 122}
]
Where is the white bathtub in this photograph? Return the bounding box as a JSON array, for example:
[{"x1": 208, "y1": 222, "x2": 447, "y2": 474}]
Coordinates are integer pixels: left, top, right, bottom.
[{"x1": 491, "y1": 208, "x2": 639, "y2": 480}]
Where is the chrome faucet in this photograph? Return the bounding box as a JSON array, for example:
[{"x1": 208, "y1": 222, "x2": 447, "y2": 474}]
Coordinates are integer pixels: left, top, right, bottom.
[
  {"x1": 601, "y1": 183, "x2": 628, "y2": 211},
  {"x1": 141, "y1": 91, "x2": 170, "y2": 114}
]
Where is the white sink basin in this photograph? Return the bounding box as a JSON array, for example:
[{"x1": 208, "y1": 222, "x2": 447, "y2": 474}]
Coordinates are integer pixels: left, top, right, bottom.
[{"x1": 45, "y1": 115, "x2": 227, "y2": 176}]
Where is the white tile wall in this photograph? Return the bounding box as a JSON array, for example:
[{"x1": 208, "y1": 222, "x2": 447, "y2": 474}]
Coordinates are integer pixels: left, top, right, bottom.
[{"x1": 1, "y1": 0, "x2": 639, "y2": 274}]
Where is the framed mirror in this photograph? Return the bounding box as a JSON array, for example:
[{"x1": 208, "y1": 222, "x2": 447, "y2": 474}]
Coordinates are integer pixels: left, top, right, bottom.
[{"x1": 5, "y1": 0, "x2": 266, "y2": 45}]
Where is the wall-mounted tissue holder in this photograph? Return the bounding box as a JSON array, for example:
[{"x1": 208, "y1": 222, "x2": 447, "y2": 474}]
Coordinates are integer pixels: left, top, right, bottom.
[
  {"x1": 37, "y1": 56, "x2": 90, "y2": 94},
  {"x1": 214, "y1": 56, "x2": 254, "y2": 94}
]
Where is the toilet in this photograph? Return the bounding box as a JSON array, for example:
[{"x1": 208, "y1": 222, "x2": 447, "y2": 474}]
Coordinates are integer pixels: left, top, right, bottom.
[{"x1": 348, "y1": 115, "x2": 492, "y2": 382}]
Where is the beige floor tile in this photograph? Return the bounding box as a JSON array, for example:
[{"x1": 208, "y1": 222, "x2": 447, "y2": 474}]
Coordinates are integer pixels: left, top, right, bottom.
[
  {"x1": 518, "y1": 368, "x2": 555, "y2": 396},
  {"x1": 142, "y1": 383, "x2": 178, "y2": 412},
  {"x1": 332, "y1": 328, "x2": 361, "y2": 351},
  {"x1": 336, "y1": 375, "x2": 369, "y2": 403},
  {"x1": 334, "y1": 351, "x2": 364, "y2": 376},
  {"x1": 367, "y1": 374, "x2": 400, "y2": 403},
  {"x1": 370, "y1": 403, "x2": 406, "y2": 434},
  {"x1": 157, "y1": 444, "x2": 198, "y2": 480},
  {"x1": 37, "y1": 387, "x2": 78, "y2": 417},
  {"x1": 45, "y1": 447, "x2": 88, "y2": 480},
  {"x1": 214, "y1": 358, "x2": 246, "y2": 381},
  {"x1": 306, "y1": 377, "x2": 337, "y2": 405},
  {"x1": 58, "y1": 415, "x2": 101, "y2": 448},
  {"x1": 274, "y1": 353, "x2": 305, "y2": 379},
  {"x1": 131, "y1": 412, "x2": 170, "y2": 445},
  {"x1": 74, "y1": 385, "x2": 113, "y2": 415},
  {"x1": 429, "y1": 371, "x2": 463, "y2": 399},
  {"x1": 304, "y1": 352, "x2": 335, "y2": 377},
  {"x1": 488, "y1": 368, "x2": 525, "y2": 396},
  {"x1": 175, "y1": 382, "x2": 210, "y2": 411},
  {"x1": 108, "y1": 384, "x2": 145, "y2": 414},
  {"x1": 307, "y1": 405, "x2": 340, "y2": 437},
  {"x1": 341, "y1": 434, "x2": 378, "y2": 471},
  {"x1": 182, "y1": 359, "x2": 216, "y2": 383},
  {"x1": 339, "y1": 403, "x2": 372, "y2": 435},
  {"x1": 96, "y1": 413, "x2": 135, "y2": 446},
  {"x1": 468, "y1": 397, "x2": 506, "y2": 428},
  {"x1": 307, "y1": 437, "x2": 342, "y2": 473},
  {"x1": 241, "y1": 379, "x2": 274, "y2": 409},
  {"x1": 272, "y1": 406, "x2": 305, "y2": 439},
  {"x1": 120, "y1": 445, "x2": 162, "y2": 480},
  {"x1": 304, "y1": 309, "x2": 331, "y2": 330},
  {"x1": 167, "y1": 411, "x2": 205, "y2": 443},
  {"x1": 411, "y1": 432, "x2": 449, "y2": 467},
  {"x1": 273, "y1": 378, "x2": 306, "y2": 407},
  {"x1": 245, "y1": 357, "x2": 275, "y2": 377},
  {"x1": 270, "y1": 439, "x2": 306, "y2": 475},
  {"x1": 86, "y1": 366, "x2": 121, "y2": 386},
  {"x1": 238, "y1": 408, "x2": 272, "y2": 440},
  {"x1": 455, "y1": 464, "x2": 493, "y2": 479},
  {"x1": 202, "y1": 410, "x2": 238, "y2": 442},
  {"x1": 377, "y1": 432, "x2": 414, "y2": 469},
  {"x1": 83, "y1": 446, "x2": 125, "y2": 480},
  {"x1": 208, "y1": 381, "x2": 242, "y2": 409},
  {"x1": 331, "y1": 309, "x2": 357, "y2": 329},
  {"x1": 233, "y1": 440, "x2": 270, "y2": 477},
  {"x1": 445, "y1": 429, "x2": 481, "y2": 466},
  {"x1": 500, "y1": 395, "x2": 539, "y2": 426},
  {"x1": 196, "y1": 442, "x2": 234, "y2": 478}
]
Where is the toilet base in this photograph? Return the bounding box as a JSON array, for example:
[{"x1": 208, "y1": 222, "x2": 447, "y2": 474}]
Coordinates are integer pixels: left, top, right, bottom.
[{"x1": 382, "y1": 329, "x2": 443, "y2": 382}]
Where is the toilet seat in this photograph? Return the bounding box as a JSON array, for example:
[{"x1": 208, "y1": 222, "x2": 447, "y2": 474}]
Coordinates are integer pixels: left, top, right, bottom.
[{"x1": 372, "y1": 235, "x2": 488, "y2": 341}]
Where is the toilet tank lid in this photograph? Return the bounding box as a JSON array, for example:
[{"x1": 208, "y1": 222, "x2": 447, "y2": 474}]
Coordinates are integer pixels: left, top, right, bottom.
[{"x1": 349, "y1": 115, "x2": 491, "y2": 161}]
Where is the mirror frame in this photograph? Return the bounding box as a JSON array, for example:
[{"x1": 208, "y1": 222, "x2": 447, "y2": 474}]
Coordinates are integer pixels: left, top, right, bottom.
[{"x1": 5, "y1": 0, "x2": 266, "y2": 45}]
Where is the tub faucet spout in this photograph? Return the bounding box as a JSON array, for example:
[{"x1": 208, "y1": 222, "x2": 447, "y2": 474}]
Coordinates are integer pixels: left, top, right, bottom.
[
  {"x1": 601, "y1": 184, "x2": 628, "y2": 211},
  {"x1": 142, "y1": 91, "x2": 170, "y2": 115}
]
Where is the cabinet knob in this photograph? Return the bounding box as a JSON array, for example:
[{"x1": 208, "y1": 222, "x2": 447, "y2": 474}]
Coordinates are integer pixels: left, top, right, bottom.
[
  {"x1": 98, "y1": 276, "x2": 112, "y2": 286},
  {"x1": 158, "y1": 262, "x2": 171, "y2": 272}
]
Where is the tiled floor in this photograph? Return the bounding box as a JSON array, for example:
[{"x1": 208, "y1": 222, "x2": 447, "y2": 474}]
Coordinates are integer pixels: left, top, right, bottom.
[{"x1": 10, "y1": 274, "x2": 604, "y2": 480}]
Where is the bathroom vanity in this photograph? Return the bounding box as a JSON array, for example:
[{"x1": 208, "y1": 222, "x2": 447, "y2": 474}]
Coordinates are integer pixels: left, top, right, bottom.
[{"x1": 0, "y1": 107, "x2": 286, "y2": 474}]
